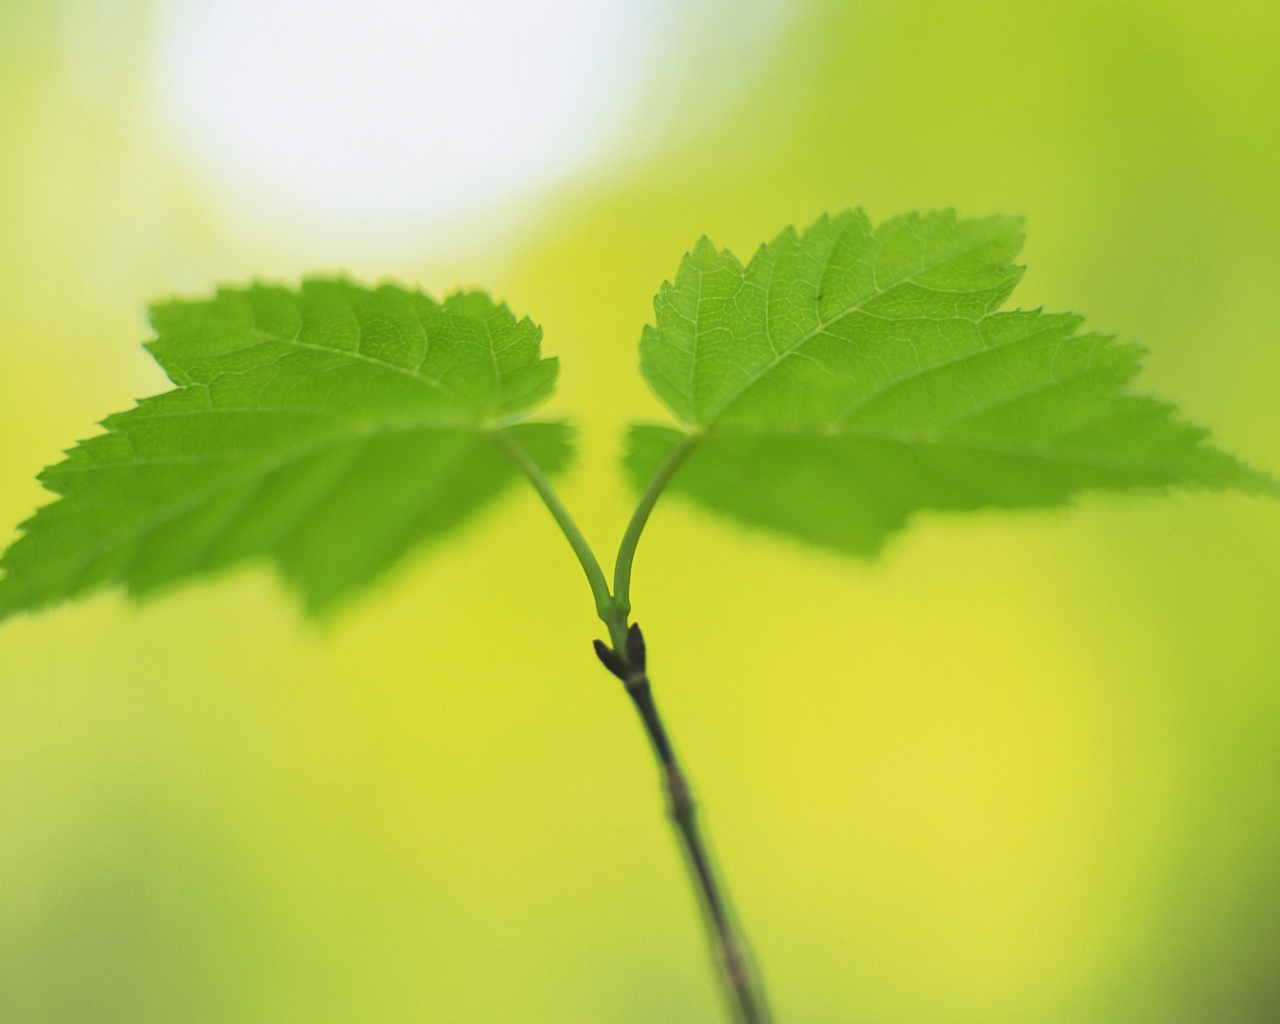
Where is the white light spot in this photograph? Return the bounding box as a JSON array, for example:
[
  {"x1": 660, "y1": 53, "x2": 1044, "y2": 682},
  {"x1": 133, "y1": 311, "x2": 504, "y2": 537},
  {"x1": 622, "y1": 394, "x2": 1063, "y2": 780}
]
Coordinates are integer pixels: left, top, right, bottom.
[{"x1": 156, "y1": 0, "x2": 657, "y2": 226}]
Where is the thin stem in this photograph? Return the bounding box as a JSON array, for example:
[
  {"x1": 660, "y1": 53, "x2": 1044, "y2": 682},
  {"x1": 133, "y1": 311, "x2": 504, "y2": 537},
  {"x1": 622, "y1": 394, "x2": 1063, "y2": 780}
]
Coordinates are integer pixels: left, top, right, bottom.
[
  {"x1": 491, "y1": 429, "x2": 613, "y2": 621},
  {"x1": 595, "y1": 626, "x2": 770, "y2": 1024},
  {"x1": 612, "y1": 433, "x2": 699, "y2": 616},
  {"x1": 499, "y1": 425, "x2": 767, "y2": 1020}
]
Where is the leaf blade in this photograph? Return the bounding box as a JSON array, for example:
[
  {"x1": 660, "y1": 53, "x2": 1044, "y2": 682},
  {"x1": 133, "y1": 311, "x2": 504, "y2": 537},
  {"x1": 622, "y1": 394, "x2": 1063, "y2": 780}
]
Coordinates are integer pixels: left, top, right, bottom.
[
  {"x1": 0, "y1": 281, "x2": 572, "y2": 620},
  {"x1": 630, "y1": 210, "x2": 1275, "y2": 555}
]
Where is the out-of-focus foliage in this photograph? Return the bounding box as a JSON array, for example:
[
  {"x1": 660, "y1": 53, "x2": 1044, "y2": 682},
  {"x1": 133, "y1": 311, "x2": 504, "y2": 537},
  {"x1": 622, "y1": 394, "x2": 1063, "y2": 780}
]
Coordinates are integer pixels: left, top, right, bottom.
[{"x1": 630, "y1": 209, "x2": 1273, "y2": 555}]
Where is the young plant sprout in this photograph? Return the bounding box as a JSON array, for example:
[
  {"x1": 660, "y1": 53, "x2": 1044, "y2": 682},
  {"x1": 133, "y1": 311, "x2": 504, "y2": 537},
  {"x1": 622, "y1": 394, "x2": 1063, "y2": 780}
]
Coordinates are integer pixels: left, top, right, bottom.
[{"x1": 2, "y1": 210, "x2": 1273, "y2": 1023}]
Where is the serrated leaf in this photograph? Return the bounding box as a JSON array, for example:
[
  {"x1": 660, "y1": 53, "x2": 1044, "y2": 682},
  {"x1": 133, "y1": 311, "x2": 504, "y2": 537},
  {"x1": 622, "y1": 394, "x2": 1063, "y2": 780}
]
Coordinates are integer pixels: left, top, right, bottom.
[
  {"x1": 0, "y1": 280, "x2": 572, "y2": 619},
  {"x1": 629, "y1": 210, "x2": 1275, "y2": 556}
]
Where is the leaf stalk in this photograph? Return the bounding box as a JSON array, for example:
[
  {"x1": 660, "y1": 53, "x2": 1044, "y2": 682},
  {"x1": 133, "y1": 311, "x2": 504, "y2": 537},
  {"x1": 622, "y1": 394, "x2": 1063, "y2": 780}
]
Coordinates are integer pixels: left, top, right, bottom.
[
  {"x1": 612, "y1": 432, "x2": 699, "y2": 614},
  {"x1": 491, "y1": 429, "x2": 613, "y2": 621}
]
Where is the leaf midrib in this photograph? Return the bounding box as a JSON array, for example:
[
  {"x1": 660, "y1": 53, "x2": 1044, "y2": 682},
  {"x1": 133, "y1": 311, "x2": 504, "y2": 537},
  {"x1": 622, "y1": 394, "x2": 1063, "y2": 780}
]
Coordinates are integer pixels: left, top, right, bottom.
[
  {"x1": 58, "y1": 409, "x2": 483, "y2": 478},
  {"x1": 830, "y1": 319, "x2": 1100, "y2": 427},
  {"x1": 6, "y1": 415, "x2": 528, "y2": 603},
  {"x1": 660, "y1": 425, "x2": 1190, "y2": 485}
]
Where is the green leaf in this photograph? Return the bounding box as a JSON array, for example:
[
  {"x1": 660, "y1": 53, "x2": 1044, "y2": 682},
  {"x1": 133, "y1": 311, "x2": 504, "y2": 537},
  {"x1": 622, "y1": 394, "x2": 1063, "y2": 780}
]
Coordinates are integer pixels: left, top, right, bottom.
[
  {"x1": 0, "y1": 280, "x2": 572, "y2": 619},
  {"x1": 629, "y1": 210, "x2": 1276, "y2": 556}
]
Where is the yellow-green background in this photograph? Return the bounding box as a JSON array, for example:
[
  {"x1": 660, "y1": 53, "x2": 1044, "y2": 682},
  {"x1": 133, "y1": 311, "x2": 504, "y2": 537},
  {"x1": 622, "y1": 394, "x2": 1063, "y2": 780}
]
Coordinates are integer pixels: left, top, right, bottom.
[{"x1": 2, "y1": 1, "x2": 1279, "y2": 1021}]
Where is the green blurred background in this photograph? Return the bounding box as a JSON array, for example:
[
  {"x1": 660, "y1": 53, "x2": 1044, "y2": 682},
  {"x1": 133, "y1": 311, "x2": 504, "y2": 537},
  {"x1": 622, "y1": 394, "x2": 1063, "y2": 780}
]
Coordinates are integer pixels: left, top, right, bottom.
[{"x1": 2, "y1": 1, "x2": 1278, "y2": 1021}]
